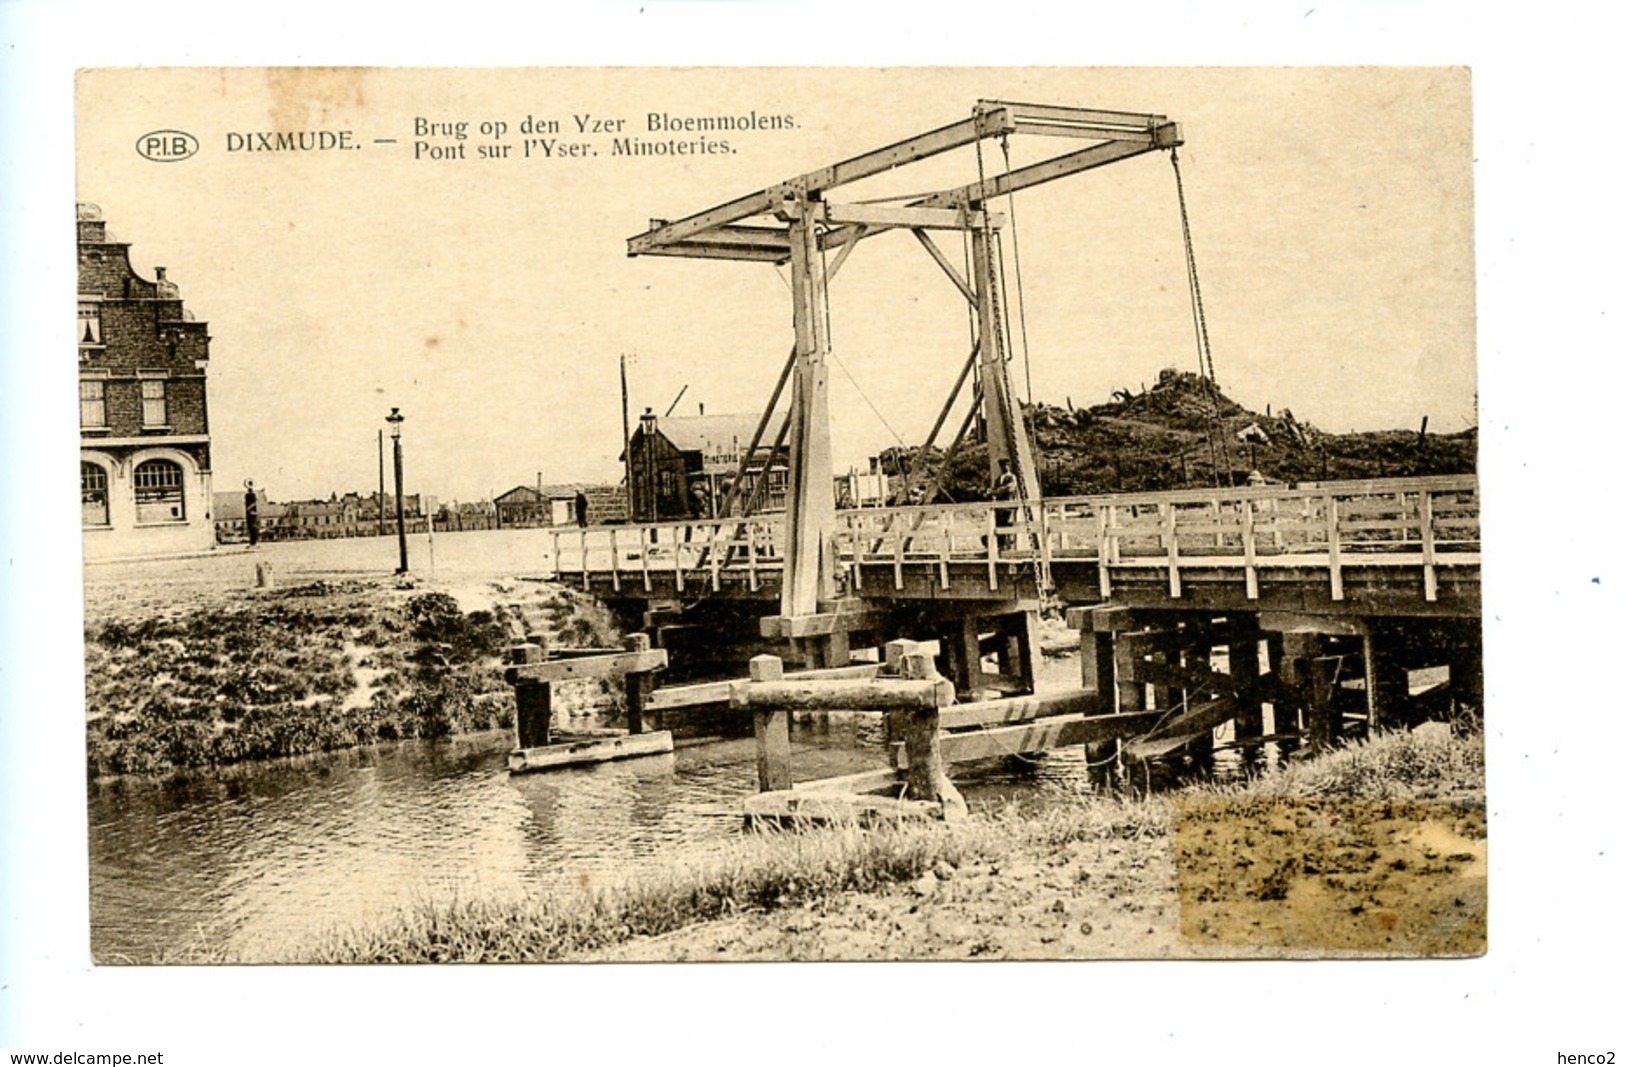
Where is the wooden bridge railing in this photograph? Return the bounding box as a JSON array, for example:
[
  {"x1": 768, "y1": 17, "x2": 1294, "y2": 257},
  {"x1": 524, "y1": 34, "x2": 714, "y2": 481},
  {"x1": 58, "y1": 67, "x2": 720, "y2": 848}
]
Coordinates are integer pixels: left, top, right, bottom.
[
  {"x1": 550, "y1": 475, "x2": 1479, "y2": 603},
  {"x1": 548, "y1": 515, "x2": 784, "y2": 593}
]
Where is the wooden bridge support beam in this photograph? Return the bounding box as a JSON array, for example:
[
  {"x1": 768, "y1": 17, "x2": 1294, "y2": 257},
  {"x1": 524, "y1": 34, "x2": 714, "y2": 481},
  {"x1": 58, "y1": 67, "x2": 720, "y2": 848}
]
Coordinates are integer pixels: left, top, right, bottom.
[
  {"x1": 1228, "y1": 617, "x2": 1265, "y2": 757},
  {"x1": 1363, "y1": 622, "x2": 1410, "y2": 729},
  {"x1": 1306, "y1": 654, "x2": 1344, "y2": 753},
  {"x1": 509, "y1": 641, "x2": 553, "y2": 749},
  {"x1": 938, "y1": 617, "x2": 988, "y2": 700},
  {"x1": 1445, "y1": 620, "x2": 1484, "y2": 716},
  {"x1": 1268, "y1": 632, "x2": 1301, "y2": 754},
  {"x1": 1182, "y1": 644, "x2": 1216, "y2": 771}
]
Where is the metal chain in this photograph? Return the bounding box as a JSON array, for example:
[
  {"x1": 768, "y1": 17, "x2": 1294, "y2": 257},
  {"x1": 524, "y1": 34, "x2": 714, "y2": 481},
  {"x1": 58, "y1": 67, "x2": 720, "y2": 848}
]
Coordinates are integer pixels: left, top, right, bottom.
[{"x1": 1171, "y1": 146, "x2": 1235, "y2": 484}]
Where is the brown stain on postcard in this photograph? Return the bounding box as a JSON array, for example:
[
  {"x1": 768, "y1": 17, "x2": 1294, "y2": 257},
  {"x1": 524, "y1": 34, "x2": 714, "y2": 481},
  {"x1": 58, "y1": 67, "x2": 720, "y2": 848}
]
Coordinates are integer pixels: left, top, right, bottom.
[
  {"x1": 1173, "y1": 796, "x2": 1487, "y2": 956},
  {"x1": 265, "y1": 67, "x2": 369, "y2": 130}
]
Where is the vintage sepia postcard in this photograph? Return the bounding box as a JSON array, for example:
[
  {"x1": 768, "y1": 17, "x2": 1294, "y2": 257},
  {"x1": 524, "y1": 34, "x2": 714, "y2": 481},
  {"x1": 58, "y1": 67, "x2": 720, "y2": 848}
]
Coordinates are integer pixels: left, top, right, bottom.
[{"x1": 74, "y1": 66, "x2": 1482, "y2": 966}]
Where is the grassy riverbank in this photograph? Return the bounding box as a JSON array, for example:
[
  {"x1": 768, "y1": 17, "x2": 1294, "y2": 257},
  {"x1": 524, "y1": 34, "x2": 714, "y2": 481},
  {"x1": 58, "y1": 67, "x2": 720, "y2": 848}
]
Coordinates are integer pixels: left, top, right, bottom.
[
  {"x1": 82, "y1": 576, "x2": 615, "y2": 777},
  {"x1": 281, "y1": 727, "x2": 1484, "y2": 963}
]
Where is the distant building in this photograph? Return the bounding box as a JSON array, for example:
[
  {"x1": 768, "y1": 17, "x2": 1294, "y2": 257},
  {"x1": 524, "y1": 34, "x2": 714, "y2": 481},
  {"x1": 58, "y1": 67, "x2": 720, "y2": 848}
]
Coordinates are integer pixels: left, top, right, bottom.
[
  {"x1": 622, "y1": 410, "x2": 789, "y2": 522},
  {"x1": 79, "y1": 204, "x2": 215, "y2": 560},
  {"x1": 495, "y1": 483, "x2": 627, "y2": 527},
  {"x1": 435, "y1": 499, "x2": 499, "y2": 532},
  {"x1": 213, "y1": 488, "x2": 430, "y2": 542}
]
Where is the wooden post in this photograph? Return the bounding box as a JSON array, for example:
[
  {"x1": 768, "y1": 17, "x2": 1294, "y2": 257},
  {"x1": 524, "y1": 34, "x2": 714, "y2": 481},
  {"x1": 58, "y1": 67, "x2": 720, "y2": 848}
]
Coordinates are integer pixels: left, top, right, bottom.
[
  {"x1": 623, "y1": 633, "x2": 653, "y2": 735},
  {"x1": 510, "y1": 641, "x2": 552, "y2": 749},
  {"x1": 895, "y1": 646, "x2": 966, "y2": 821},
  {"x1": 750, "y1": 654, "x2": 792, "y2": 792},
  {"x1": 781, "y1": 196, "x2": 837, "y2": 619},
  {"x1": 944, "y1": 618, "x2": 986, "y2": 700},
  {"x1": 1363, "y1": 622, "x2": 1409, "y2": 729},
  {"x1": 1115, "y1": 631, "x2": 1148, "y2": 714},
  {"x1": 1446, "y1": 620, "x2": 1483, "y2": 718},
  {"x1": 1265, "y1": 631, "x2": 1299, "y2": 754},
  {"x1": 1184, "y1": 644, "x2": 1215, "y2": 770},
  {"x1": 1228, "y1": 618, "x2": 1265, "y2": 758},
  {"x1": 1307, "y1": 655, "x2": 1342, "y2": 753}
]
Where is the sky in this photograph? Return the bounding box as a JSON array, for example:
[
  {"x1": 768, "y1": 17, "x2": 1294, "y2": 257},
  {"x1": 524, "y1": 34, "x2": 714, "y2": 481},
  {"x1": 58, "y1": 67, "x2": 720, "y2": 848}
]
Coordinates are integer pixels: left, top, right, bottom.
[{"x1": 75, "y1": 66, "x2": 1474, "y2": 505}]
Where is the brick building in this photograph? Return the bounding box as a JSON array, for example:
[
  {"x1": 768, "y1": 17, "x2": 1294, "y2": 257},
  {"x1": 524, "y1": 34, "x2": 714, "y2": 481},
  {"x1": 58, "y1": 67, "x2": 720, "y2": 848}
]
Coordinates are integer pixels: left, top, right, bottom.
[
  {"x1": 78, "y1": 203, "x2": 215, "y2": 559},
  {"x1": 622, "y1": 410, "x2": 789, "y2": 522}
]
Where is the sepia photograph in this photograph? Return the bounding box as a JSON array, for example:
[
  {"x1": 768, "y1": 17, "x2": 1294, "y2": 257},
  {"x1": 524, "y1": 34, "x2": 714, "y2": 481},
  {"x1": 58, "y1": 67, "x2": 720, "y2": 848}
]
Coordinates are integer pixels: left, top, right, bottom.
[
  {"x1": 3, "y1": 8, "x2": 1618, "y2": 1061},
  {"x1": 74, "y1": 66, "x2": 1482, "y2": 964}
]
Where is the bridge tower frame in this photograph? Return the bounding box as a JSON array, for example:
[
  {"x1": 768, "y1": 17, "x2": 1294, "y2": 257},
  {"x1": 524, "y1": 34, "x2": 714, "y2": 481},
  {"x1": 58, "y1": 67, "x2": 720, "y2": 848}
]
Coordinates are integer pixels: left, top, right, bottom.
[{"x1": 628, "y1": 101, "x2": 1184, "y2": 656}]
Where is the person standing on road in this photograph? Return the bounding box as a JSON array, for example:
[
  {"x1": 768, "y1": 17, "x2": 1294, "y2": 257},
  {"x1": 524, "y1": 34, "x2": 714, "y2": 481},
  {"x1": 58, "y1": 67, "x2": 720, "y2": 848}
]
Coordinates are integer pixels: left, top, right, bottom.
[{"x1": 244, "y1": 480, "x2": 260, "y2": 547}]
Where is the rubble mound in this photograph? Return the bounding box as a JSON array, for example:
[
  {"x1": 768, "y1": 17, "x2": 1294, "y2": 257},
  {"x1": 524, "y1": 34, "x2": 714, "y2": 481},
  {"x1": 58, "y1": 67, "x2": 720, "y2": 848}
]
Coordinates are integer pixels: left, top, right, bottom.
[{"x1": 878, "y1": 372, "x2": 1475, "y2": 502}]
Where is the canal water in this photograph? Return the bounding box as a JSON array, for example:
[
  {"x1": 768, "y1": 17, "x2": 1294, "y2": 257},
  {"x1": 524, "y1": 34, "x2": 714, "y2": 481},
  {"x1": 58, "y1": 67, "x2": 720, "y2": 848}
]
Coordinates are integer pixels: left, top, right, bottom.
[{"x1": 89, "y1": 649, "x2": 1141, "y2": 962}]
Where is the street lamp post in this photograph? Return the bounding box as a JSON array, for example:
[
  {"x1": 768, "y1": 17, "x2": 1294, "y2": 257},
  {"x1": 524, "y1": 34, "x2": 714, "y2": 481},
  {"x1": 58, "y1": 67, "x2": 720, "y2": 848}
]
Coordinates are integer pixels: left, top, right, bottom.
[{"x1": 387, "y1": 407, "x2": 408, "y2": 573}]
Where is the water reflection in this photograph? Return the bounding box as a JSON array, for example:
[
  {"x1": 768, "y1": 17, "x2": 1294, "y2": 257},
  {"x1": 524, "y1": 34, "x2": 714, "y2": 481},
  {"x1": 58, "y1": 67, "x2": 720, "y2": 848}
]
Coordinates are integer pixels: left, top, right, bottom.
[{"x1": 88, "y1": 649, "x2": 1280, "y2": 961}]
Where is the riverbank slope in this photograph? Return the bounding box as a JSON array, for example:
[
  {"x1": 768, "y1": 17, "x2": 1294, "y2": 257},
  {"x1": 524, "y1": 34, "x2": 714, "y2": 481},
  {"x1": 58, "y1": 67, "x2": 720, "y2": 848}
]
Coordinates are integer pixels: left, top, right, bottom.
[{"x1": 287, "y1": 727, "x2": 1484, "y2": 963}]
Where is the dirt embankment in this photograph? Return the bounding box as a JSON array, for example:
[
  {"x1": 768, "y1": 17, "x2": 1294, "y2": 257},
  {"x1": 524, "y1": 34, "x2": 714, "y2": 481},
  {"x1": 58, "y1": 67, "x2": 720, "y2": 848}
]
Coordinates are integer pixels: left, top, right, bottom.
[{"x1": 82, "y1": 577, "x2": 616, "y2": 778}]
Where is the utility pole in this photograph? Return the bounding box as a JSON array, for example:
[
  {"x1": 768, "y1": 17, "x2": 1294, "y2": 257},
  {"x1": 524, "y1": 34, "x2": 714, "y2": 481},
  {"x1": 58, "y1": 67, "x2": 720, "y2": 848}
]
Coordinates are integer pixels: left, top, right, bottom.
[
  {"x1": 377, "y1": 429, "x2": 386, "y2": 536},
  {"x1": 620, "y1": 354, "x2": 634, "y2": 521},
  {"x1": 387, "y1": 407, "x2": 408, "y2": 573}
]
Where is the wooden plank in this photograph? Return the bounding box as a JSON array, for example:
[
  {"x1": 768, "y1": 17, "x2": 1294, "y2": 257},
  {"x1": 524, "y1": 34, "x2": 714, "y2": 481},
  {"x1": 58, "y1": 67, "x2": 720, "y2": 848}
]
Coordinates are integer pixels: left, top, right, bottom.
[
  {"x1": 648, "y1": 679, "x2": 733, "y2": 710},
  {"x1": 1124, "y1": 694, "x2": 1238, "y2": 761},
  {"x1": 742, "y1": 790, "x2": 938, "y2": 825},
  {"x1": 939, "y1": 710, "x2": 1164, "y2": 763},
  {"x1": 1241, "y1": 497, "x2": 1259, "y2": 599},
  {"x1": 1163, "y1": 501, "x2": 1181, "y2": 598},
  {"x1": 639, "y1": 526, "x2": 652, "y2": 591},
  {"x1": 731, "y1": 677, "x2": 954, "y2": 711},
  {"x1": 629, "y1": 113, "x2": 998, "y2": 255},
  {"x1": 1097, "y1": 507, "x2": 1112, "y2": 597},
  {"x1": 794, "y1": 767, "x2": 903, "y2": 796},
  {"x1": 1327, "y1": 497, "x2": 1344, "y2": 601},
  {"x1": 917, "y1": 136, "x2": 1171, "y2": 209},
  {"x1": 759, "y1": 610, "x2": 888, "y2": 638},
  {"x1": 1421, "y1": 490, "x2": 1438, "y2": 602},
  {"x1": 508, "y1": 730, "x2": 674, "y2": 773},
  {"x1": 824, "y1": 202, "x2": 1001, "y2": 230},
  {"x1": 939, "y1": 689, "x2": 1096, "y2": 729},
  {"x1": 506, "y1": 648, "x2": 669, "y2": 683},
  {"x1": 998, "y1": 100, "x2": 1167, "y2": 129}
]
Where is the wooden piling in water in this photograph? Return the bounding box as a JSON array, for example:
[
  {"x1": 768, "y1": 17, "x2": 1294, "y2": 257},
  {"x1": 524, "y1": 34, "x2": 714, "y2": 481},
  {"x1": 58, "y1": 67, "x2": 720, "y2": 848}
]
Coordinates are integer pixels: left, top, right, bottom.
[
  {"x1": 1229, "y1": 618, "x2": 1265, "y2": 757},
  {"x1": 1266, "y1": 631, "x2": 1299, "y2": 753},
  {"x1": 750, "y1": 654, "x2": 793, "y2": 792},
  {"x1": 509, "y1": 641, "x2": 552, "y2": 749},
  {"x1": 623, "y1": 633, "x2": 654, "y2": 735}
]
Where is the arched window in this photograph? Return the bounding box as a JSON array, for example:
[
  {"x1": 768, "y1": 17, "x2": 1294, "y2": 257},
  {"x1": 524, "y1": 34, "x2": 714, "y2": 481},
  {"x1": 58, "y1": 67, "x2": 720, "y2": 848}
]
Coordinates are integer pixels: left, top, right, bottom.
[
  {"x1": 81, "y1": 461, "x2": 109, "y2": 526},
  {"x1": 133, "y1": 459, "x2": 185, "y2": 523}
]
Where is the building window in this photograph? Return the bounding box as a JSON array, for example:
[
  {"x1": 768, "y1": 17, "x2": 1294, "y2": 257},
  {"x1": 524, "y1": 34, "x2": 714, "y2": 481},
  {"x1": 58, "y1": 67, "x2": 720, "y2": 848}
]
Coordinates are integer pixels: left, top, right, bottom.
[
  {"x1": 79, "y1": 379, "x2": 107, "y2": 429},
  {"x1": 81, "y1": 461, "x2": 109, "y2": 526},
  {"x1": 141, "y1": 378, "x2": 168, "y2": 427},
  {"x1": 79, "y1": 301, "x2": 102, "y2": 346},
  {"x1": 134, "y1": 459, "x2": 185, "y2": 523}
]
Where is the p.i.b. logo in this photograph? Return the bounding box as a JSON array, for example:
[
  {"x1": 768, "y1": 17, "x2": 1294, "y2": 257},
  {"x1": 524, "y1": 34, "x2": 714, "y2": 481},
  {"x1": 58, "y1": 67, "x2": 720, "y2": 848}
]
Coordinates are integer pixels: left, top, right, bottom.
[{"x1": 136, "y1": 130, "x2": 199, "y2": 162}]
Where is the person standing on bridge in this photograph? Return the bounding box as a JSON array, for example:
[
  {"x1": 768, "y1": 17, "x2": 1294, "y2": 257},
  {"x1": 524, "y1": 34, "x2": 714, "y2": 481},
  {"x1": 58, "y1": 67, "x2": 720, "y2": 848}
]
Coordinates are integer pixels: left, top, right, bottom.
[{"x1": 990, "y1": 458, "x2": 1019, "y2": 552}]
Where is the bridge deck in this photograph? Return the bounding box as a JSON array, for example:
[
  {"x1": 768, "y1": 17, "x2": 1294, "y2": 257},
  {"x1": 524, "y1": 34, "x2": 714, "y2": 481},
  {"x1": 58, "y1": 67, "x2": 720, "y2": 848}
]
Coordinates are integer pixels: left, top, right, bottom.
[{"x1": 548, "y1": 475, "x2": 1479, "y2": 617}]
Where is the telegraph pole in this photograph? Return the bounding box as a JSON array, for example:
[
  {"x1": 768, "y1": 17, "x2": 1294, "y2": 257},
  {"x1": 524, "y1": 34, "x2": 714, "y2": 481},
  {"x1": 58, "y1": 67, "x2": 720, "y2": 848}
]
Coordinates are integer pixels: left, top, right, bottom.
[
  {"x1": 620, "y1": 353, "x2": 634, "y2": 519},
  {"x1": 387, "y1": 408, "x2": 408, "y2": 573},
  {"x1": 377, "y1": 429, "x2": 386, "y2": 536}
]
